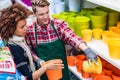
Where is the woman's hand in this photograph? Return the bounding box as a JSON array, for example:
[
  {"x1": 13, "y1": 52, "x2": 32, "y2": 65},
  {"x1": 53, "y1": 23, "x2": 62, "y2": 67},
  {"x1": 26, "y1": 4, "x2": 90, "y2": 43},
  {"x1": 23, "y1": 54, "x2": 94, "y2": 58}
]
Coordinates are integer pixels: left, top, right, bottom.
[{"x1": 43, "y1": 59, "x2": 64, "y2": 70}]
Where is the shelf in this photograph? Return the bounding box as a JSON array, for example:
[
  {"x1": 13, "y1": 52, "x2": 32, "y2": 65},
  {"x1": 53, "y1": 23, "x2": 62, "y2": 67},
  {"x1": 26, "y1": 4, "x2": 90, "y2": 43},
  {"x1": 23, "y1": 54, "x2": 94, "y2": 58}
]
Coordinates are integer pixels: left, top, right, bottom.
[
  {"x1": 86, "y1": 0, "x2": 120, "y2": 12},
  {"x1": 87, "y1": 39, "x2": 120, "y2": 69},
  {"x1": 69, "y1": 66, "x2": 93, "y2": 80}
]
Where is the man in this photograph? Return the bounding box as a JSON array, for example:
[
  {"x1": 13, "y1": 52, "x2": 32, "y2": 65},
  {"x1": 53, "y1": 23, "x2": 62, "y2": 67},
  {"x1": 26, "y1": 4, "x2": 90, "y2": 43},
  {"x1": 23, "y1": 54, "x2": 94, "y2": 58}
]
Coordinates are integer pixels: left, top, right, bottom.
[{"x1": 25, "y1": 0, "x2": 98, "y2": 80}]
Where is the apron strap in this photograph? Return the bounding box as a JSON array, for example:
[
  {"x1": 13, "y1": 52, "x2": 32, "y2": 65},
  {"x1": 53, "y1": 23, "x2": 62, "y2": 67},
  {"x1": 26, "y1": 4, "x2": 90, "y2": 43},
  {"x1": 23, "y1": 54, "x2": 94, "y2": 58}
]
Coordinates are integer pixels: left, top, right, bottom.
[
  {"x1": 34, "y1": 23, "x2": 38, "y2": 45},
  {"x1": 50, "y1": 21, "x2": 60, "y2": 39},
  {"x1": 34, "y1": 20, "x2": 60, "y2": 45}
]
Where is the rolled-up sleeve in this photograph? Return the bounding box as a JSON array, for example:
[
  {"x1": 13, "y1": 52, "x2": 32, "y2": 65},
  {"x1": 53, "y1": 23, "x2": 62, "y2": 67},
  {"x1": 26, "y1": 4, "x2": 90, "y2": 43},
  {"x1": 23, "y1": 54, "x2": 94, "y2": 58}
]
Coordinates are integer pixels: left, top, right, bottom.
[{"x1": 60, "y1": 21, "x2": 85, "y2": 50}]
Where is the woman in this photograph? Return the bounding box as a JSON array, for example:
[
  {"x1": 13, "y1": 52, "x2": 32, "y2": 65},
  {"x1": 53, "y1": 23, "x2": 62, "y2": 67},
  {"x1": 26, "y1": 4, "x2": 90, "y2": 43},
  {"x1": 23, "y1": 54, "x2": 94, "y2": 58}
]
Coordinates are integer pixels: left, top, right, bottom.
[{"x1": 0, "y1": 3, "x2": 63, "y2": 80}]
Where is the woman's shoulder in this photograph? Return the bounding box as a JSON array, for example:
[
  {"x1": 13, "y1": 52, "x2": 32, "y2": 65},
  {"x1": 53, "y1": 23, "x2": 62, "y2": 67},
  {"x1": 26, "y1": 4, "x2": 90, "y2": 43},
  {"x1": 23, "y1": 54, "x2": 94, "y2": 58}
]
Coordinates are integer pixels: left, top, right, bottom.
[
  {"x1": 8, "y1": 43, "x2": 24, "y2": 52},
  {"x1": 9, "y1": 43, "x2": 21, "y2": 47}
]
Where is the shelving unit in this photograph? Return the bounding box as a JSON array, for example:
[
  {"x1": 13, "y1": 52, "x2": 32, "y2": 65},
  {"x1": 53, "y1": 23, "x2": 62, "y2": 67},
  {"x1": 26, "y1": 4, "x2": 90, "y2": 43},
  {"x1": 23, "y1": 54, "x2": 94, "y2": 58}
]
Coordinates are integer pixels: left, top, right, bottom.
[
  {"x1": 69, "y1": 39, "x2": 120, "y2": 80},
  {"x1": 86, "y1": 0, "x2": 120, "y2": 12},
  {"x1": 85, "y1": 0, "x2": 120, "y2": 69},
  {"x1": 87, "y1": 39, "x2": 120, "y2": 69},
  {"x1": 69, "y1": 66, "x2": 83, "y2": 79},
  {"x1": 69, "y1": 66, "x2": 93, "y2": 80}
]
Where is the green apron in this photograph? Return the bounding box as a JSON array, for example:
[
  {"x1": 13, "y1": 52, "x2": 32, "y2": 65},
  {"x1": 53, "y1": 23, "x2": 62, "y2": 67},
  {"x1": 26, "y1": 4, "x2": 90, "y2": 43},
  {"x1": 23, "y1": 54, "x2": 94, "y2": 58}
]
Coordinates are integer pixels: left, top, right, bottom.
[{"x1": 34, "y1": 21, "x2": 70, "y2": 80}]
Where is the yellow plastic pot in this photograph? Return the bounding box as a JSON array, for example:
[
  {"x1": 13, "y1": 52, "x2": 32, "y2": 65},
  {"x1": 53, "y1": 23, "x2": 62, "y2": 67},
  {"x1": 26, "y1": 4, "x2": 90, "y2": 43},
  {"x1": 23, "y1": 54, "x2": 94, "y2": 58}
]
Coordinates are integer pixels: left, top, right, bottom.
[
  {"x1": 83, "y1": 57, "x2": 102, "y2": 74},
  {"x1": 93, "y1": 29, "x2": 103, "y2": 40},
  {"x1": 117, "y1": 22, "x2": 120, "y2": 29},
  {"x1": 102, "y1": 31, "x2": 113, "y2": 43},
  {"x1": 107, "y1": 38, "x2": 120, "y2": 59},
  {"x1": 81, "y1": 29, "x2": 93, "y2": 42},
  {"x1": 109, "y1": 26, "x2": 118, "y2": 32},
  {"x1": 107, "y1": 33, "x2": 120, "y2": 39}
]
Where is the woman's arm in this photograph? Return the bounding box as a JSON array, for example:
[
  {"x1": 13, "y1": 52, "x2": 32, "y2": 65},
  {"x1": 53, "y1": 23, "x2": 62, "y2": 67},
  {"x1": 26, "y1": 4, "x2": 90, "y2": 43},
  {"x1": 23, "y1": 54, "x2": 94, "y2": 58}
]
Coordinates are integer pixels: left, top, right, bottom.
[
  {"x1": 9, "y1": 44, "x2": 64, "y2": 80},
  {"x1": 9, "y1": 45, "x2": 33, "y2": 80}
]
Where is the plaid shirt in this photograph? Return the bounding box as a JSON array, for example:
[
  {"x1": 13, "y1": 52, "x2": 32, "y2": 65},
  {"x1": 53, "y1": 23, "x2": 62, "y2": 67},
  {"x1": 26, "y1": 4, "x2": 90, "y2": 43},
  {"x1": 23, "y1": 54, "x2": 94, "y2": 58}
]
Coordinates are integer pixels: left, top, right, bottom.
[{"x1": 25, "y1": 18, "x2": 84, "y2": 55}]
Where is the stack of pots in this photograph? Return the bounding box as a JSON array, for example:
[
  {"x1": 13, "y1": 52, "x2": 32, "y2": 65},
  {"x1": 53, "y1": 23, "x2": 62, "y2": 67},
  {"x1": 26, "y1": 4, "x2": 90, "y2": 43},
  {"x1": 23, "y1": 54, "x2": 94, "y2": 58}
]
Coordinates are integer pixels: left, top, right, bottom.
[
  {"x1": 107, "y1": 12, "x2": 120, "y2": 29},
  {"x1": 67, "y1": 17, "x2": 75, "y2": 31},
  {"x1": 74, "y1": 16, "x2": 90, "y2": 37},
  {"x1": 96, "y1": 6, "x2": 120, "y2": 30},
  {"x1": 90, "y1": 10, "x2": 107, "y2": 30}
]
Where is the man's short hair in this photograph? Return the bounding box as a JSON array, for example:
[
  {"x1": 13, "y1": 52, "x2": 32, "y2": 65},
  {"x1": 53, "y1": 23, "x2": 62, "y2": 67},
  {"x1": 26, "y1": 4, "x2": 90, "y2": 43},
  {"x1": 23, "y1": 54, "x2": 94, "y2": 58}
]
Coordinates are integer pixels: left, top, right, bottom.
[{"x1": 31, "y1": 0, "x2": 50, "y2": 13}]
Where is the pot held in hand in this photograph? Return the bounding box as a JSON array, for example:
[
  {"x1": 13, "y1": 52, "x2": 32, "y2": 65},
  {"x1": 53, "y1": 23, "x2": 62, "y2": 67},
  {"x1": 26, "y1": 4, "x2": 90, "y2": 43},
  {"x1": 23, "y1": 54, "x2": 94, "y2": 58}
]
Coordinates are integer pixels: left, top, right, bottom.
[
  {"x1": 46, "y1": 59, "x2": 63, "y2": 80},
  {"x1": 83, "y1": 57, "x2": 102, "y2": 74}
]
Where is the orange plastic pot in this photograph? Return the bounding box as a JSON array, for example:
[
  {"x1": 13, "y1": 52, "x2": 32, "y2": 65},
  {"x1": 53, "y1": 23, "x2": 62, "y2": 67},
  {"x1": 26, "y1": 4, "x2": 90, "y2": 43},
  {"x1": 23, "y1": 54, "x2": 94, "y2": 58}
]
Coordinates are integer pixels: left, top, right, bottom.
[
  {"x1": 112, "y1": 74, "x2": 120, "y2": 80},
  {"x1": 100, "y1": 57, "x2": 107, "y2": 62},
  {"x1": 45, "y1": 59, "x2": 63, "y2": 80},
  {"x1": 90, "y1": 73, "x2": 97, "y2": 79},
  {"x1": 46, "y1": 70, "x2": 62, "y2": 80},
  {"x1": 94, "y1": 75, "x2": 112, "y2": 80},
  {"x1": 101, "y1": 61, "x2": 106, "y2": 67},
  {"x1": 103, "y1": 68, "x2": 112, "y2": 77},
  {"x1": 75, "y1": 54, "x2": 86, "y2": 61},
  {"x1": 67, "y1": 56, "x2": 75, "y2": 66},
  {"x1": 76, "y1": 64, "x2": 83, "y2": 73},
  {"x1": 76, "y1": 58, "x2": 84, "y2": 65},
  {"x1": 103, "y1": 63, "x2": 115, "y2": 71},
  {"x1": 76, "y1": 59, "x2": 83, "y2": 73},
  {"x1": 90, "y1": 71, "x2": 105, "y2": 79},
  {"x1": 112, "y1": 67, "x2": 120, "y2": 76},
  {"x1": 81, "y1": 70, "x2": 91, "y2": 79}
]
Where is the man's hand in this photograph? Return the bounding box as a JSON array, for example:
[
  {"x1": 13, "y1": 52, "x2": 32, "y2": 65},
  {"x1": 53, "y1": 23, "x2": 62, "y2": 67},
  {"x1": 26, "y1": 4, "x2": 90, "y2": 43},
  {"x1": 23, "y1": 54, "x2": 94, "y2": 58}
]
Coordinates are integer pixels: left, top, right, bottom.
[{"x1": 83, "y1": 48, "x2": 98, "y2": 65}]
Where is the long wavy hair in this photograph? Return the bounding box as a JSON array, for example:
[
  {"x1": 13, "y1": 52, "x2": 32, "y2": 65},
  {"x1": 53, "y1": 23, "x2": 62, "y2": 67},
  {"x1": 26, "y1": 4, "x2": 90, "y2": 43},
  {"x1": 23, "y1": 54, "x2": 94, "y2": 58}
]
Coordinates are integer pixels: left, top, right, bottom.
[{"x1": 0, "y1": 3, "x2": 32, "y2": 41}]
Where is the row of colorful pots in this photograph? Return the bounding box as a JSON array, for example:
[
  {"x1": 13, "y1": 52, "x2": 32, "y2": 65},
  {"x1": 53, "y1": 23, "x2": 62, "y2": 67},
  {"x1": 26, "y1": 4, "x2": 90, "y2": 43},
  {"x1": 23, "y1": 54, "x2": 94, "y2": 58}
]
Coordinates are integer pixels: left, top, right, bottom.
[{"x1": 67, "y1": 55, "x2": 120, "y2": 80}]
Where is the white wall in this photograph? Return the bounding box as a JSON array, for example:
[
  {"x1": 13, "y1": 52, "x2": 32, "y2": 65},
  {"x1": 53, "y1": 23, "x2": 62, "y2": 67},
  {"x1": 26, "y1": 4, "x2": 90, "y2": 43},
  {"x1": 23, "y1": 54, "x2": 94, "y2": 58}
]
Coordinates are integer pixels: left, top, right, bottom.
[{"x1": 83, "y1": 0, "x2": 99, "y2": 8}]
